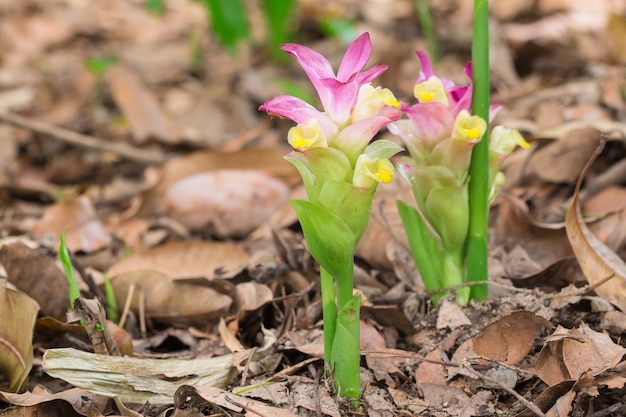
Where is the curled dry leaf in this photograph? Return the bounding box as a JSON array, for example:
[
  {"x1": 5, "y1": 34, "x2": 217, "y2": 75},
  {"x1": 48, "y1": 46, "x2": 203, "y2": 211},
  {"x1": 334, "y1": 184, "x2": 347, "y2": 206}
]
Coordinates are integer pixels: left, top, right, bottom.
[
  {"x1": 165, "y1": 170, "x2": 289, "y2": 238},
  {"x1": 0, "y1": 286, "x2": 39, "y2": 392},
  {"x1": 536, "y1": 323, "x2": 626, "y2": 386},
  {"x1": 108, "y1": 270, "x2": 232, "y2": 325},
  {"x1": 565, "y1": 138, "x2": 626, "y2": 311},
  {"x1": 107, "y1": 240, "x2": 249, "y2": 280},
  {"x1": 30, "y1": 195, "x2": 111, "y2": 253}
]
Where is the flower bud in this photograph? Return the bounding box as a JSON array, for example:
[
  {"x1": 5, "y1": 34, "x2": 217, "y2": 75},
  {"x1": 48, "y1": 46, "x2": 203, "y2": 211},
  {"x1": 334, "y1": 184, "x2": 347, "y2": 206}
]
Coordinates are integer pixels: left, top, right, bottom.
[
  {"x1": 288, "y1": 119, "x2": 327, "y2": 150},
  {"x1": 414, "y1": 76, "x2": 449, "y2": 106},
  {"x1": 353, "y1": 154, "x2": 394, "y2": 188},
  {"x1": 452, "y1": 110, "x2": 486, "y2": 143},
  {"x1": 352, "y1": 84, "x2": 400, "y2": 123},
  {"x1": 490, "y1": 126, "x2": 530, "y2": 156}
]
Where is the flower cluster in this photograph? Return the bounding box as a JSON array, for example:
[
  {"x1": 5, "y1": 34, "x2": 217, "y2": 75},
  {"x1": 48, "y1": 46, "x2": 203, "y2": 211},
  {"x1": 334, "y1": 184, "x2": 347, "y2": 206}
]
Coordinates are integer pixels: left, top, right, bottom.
[
  {"x1": 390, "y1": 52, "x2": 529, "y2": 303},
  {"x1": 260, "y1": 33, "x2": 402, "y2": 244},
  {"x1": 259, "y1": 33, "x2": 403, "y2": 401}
]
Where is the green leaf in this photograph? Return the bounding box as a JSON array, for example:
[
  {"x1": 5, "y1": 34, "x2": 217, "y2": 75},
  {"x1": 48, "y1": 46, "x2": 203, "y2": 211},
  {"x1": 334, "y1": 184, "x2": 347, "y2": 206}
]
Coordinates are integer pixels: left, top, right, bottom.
[
  {"x1": 290, "y1": 199, "x2": 356, "y2": 280},
  {"x1": 84, "y1": 57, "x2": 117, "y2": 78},
  {"x1": 261, "y1": 0, "x2": 295, "y2": 62},
  {"x1": 145, "y1": 0, "x2": 164, "y2": 16},
  {"x1": 318, "y1": 19, "x2": 358, "y2": 44},
  {"x1": 202, "y1": 0, "x2": 250, "y2": 52},
  {"x1": 364, "y1": 140, "x2": 403, "y2": 160},
  {"x1": 330, "y1": 294, "x2": 361, "y2": 402},
  {"x1": 425, "y1": 185, "x2": 469, "y2": 254},
  {"x1": 318, "y1": 180, "x2": 375, "y2": 241},
  {"x1": 59, "y1": 229, "x2": 80, "y2": 308},
  {"x1": 397, "y1": 201, "x2": 443, "y2": 295}
]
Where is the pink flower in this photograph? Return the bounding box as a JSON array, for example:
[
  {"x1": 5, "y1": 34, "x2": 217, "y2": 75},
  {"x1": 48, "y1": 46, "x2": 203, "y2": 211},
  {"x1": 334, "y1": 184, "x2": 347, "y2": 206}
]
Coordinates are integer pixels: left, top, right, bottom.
[{"x1": 259, "y1": 33, "x2": 401, "y2": 164}]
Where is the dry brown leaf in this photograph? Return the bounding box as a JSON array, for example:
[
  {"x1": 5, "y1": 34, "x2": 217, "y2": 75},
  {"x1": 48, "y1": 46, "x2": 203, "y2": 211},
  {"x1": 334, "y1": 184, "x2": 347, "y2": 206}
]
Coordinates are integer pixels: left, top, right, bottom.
[
  {"x1": 0, "y1": 287, "x2": 39, "y2": 392},
  {"x1": 174, "y1": 385, "x2": 301, "y2": 417},
  {"x1": 139, "y1": 148, "x2": 297, "y2": 216},
  {"x1": 0, "y1": 387, "x2": 107, "y2": 417},
  {"x1": 107, "y1": 240, "x2": 248, "y2": 281},
  {"x1": 529, "y1": 128, "x2": 602, "y2": 184},
  {"x1": 607, "y1": 13, "x2": 626, "y2": 64},
  {"x1": 235, "y1": 281, "x2": 273, "y2": 312},
  {"x1": 472, "y1": 311, "x2": 553, "y2": 366},
  {"x1": 0, "y1": 242, "x2": 69, "y2": 320},
  {"x1": 414, "y1": 349, "x2": 447, "y2": 385},
  {"x1": 561, "y1": 323, "x2": 626, "y2": 379},
  {"x1": 108, "y1": 270, "x2": 232, "y2": 324},
  {"x1": 30, "y1": 195, "x2": 111, "y2": 253},
  {"x1": 107, "y1": 66, "x2": 180, "y2": 145},
  {"x1": 536, "y1": 323, "x2": 626, "y2": 386},
  {"x1": 361, "y1": 321, "x2": 405, "y2": 386},
  {"x1": 565, "y1": 139, "x2": 626, "y2": 311},
  {"x1": 165, "y1": 170, "x2": 289, "y2": 238},
  {"x1": 436, "y1": 299, "x2": 471, "y2": 330}
]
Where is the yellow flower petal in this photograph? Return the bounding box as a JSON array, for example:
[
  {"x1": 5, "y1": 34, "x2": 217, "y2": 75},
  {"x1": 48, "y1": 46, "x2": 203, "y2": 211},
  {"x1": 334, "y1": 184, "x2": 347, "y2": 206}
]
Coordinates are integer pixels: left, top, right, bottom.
[
  {"x1": 353, "y1": 155, "x2": 394, "y2": 188},
  {"x1": 452, "y1": 110, "x2": 486, "y2": 143},
  {"x1": 287, "y1": 119, "x2": 327, "y2": 150},
  {"x1": 352, "y1": 84, "x2": 400, "y2": 123},
  {"x1": 413, "y1": 76, "x2": 449, "y2": 106}
]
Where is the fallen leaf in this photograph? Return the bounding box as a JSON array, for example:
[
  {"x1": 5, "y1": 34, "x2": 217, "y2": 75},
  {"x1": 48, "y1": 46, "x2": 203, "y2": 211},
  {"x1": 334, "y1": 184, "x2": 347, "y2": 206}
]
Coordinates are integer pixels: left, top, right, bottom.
[
  {"x1": 107, "y1": 240, "x2": 249, "y2": 280},
  {"x1": 43, "y1": 348, "x2": 238, "y2": 405},
  {"x1": 472, "y1": 311, "x2": 553, "y2": 366},
  {"x1": 0, "y1": 242, "x2": 69, "y2": 320},
  {"x1": 30, "y1": 195, "x2": 112, "y2": 253},
  {"x1": 107, "y1": 270, "x2": 232, "y2": 325},
  {"x1": 565, "y1": 138, "x2": 626, "y2": 311},
  {"x1": 174, "y1": 385, "x2": 301, "y2": 417},
  {"x1": 108, "y1": 65, "x2": 180, "y2": 144},
  {"x1": 0, "y1": 387, "x2": 107, "y2": 417},
  {"x1": 139, "y1": 148, "x2": 297, "y2": 216},
  {"x1": 529, "y1": 128, "x2": 602, "y2": 184},
  {"x1": 0, "y1": 287, "x2": 39, "y2": 392},
  {"x1": 536, "y1": 323, "x2": 626, "y2": 386},
  {"x1": 561, "y1": 323, "x2": 626, "y2": 379},
  {"x1": 165, "y1": 170, "x2": 289, "y2": 238},
  {"x1": 436, "y1": 300, "x2": 472, "y2": 330},
  {"x1": 235, "y1": 281, "x2": 273, "y2": 312}
]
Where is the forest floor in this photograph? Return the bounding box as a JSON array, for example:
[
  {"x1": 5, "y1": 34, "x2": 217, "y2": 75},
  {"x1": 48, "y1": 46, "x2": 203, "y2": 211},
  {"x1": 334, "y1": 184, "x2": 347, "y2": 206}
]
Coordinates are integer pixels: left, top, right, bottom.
[{"x1": 1, "y1": 0, "x2": 626, "y2": 416}]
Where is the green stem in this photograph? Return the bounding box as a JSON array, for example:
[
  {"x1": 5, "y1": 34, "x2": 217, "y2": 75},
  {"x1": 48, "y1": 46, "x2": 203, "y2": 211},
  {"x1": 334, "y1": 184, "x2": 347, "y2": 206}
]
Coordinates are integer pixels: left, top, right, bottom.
[
  {"x1": 330, "y1": 259, "x2": 360, "y2": 404},
  {"x1": 414, "y1": 0, "x2": 440, "y2": 63},
  {"x1": 320, "y1": 266, "x2": 337, "y2": 367},
  {"x1": 467, "y1": 0, "x2": 490, "y2": 300}
]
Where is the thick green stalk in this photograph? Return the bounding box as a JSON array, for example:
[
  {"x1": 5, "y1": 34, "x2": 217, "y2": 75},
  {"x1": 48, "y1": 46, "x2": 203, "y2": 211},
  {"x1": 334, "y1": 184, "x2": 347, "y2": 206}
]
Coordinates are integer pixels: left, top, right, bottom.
[
  {"x1": 467, "y1": 0, "x2": 490, "y2": 300},
  {"x1": 330, "y1": 260, "x2": 360, "y2": 403},
  {"x1": 320, "y1": 266, "x2": 337, "y2": 366}
]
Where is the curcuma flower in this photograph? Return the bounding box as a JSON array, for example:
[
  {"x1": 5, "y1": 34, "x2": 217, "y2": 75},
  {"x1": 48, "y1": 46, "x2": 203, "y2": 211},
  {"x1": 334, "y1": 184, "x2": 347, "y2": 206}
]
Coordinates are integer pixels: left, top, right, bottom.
[
  {"x1": 259, "y1": 33, "x2": 402, "y2": 402},
  {"x1": 391, "y1": 51, "x2": 529, "y2": 305}
]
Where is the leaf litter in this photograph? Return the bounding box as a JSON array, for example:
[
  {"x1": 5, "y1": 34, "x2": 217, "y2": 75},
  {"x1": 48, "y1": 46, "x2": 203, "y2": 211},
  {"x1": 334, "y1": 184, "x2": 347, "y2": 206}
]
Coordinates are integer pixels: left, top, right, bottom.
[{"x1": 1, "y1": 0, "x2": 626, "y2": 416}]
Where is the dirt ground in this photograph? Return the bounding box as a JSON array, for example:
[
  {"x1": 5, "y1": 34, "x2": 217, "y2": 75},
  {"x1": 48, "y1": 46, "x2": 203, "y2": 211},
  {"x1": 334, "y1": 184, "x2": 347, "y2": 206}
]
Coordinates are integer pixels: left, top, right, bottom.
[{"x1": 1, "y1": 0, "x2": 626, "y2": 416}]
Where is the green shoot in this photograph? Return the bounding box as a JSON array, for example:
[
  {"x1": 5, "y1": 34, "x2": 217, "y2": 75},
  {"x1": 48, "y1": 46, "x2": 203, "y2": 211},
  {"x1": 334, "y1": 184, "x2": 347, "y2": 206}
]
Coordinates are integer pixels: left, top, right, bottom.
[
  {"x1": 202, "y1": 0, "x2": 250, "y2": 53},
  {"x1": 59, "y1": 229, "x2": 81, "y2": 309},
  {"x1": 102, "y1": 274, "x2": 119, "y2": 323},
  {"x1": 261, "y1": 0, "x2": 295, "y2": 63},
  {"x1": 414, "y1": 0, "x2": 440, "y2": 62}
]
